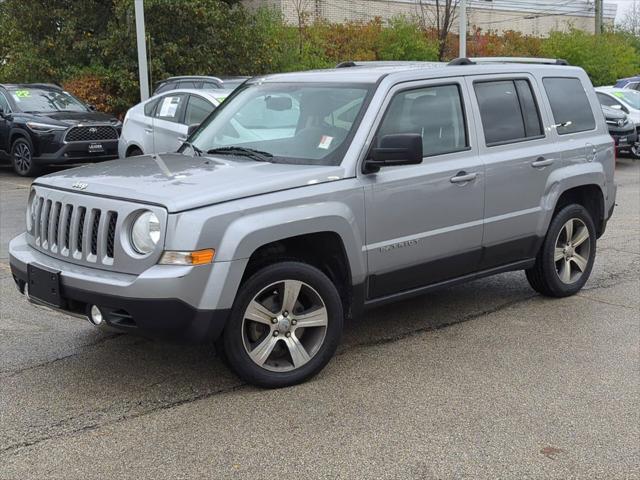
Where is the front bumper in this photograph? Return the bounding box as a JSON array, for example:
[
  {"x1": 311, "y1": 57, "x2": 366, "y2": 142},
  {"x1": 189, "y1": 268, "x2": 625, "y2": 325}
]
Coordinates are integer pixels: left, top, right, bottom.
[
  {"x1": 9, "y1": 234, "x2": 229, "y2": 343},
  {"x1": 610, "y1": 128, "x2": 638, "y2": 148},
  {"x1": 34, "y1": 139, "x2": 119, "y2": 165}
]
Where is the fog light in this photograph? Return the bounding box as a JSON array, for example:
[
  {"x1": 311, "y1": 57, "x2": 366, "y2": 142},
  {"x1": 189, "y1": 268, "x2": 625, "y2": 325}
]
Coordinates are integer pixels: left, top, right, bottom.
[{"x1": 90, "y1": 305, "x2": 104, "y2": 325}]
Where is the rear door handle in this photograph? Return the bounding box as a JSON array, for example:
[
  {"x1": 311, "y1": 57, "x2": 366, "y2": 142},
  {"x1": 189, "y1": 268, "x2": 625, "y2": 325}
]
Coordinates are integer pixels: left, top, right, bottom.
[
  {"x1": 144, "y1": 128, "x2": 153, "y2": 134},
  {"x1": 450, "y1": 172, "x2": 478, "y2": 184},
  {"x1": 531, "y1": 157, "x2": 554, "y2": 168}
]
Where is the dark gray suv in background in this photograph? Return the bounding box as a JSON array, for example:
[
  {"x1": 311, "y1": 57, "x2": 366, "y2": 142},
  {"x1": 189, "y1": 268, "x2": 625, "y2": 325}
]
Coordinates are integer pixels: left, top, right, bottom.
[{"x1": 10, "y1": 59, "x2": 616, "y2": 387}]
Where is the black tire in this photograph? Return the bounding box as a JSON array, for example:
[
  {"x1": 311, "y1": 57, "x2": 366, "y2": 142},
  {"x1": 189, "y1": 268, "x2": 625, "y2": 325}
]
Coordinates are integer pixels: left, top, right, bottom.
[
  {"x1": 11, "y1": 137, "x2": 41, "y2": 177},
  {"x1": 630, "y1": 144, "x2": 640, "y2": 160},
  {"x1": 526, "y1": 204, "x2": 596, "y2": 297},
  {"x1": 222, "y1": 261, "x2": 343, "y2": 388},
  {"x1": 126, "y1": 147, "x2": 143, "y2": 157}
]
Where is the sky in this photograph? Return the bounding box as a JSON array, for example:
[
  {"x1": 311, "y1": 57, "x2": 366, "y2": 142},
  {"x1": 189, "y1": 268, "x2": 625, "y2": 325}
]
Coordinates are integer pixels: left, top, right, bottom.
[{"x1": 609, "y1": 0, "x2": 635, "y2": 23}]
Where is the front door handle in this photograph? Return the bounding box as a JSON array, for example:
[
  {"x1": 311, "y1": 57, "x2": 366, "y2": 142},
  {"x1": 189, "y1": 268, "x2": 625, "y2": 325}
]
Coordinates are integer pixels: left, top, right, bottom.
[
  {"x1": 531, "y1": 157, "x2": 554, "y2": 168},
  {"x1": 144, "y1": 128, "x2": 153, "y2": 134},
  {"x1": 450, "y1": 171, "x2": 478, "y2": 184}
]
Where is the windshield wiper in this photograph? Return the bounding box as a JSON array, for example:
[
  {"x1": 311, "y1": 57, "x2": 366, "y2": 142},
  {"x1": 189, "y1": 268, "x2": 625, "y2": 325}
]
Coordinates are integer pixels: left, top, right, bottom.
[
  {"x1": 183, "y1": 142, "x2": 203, "y2": 157},
  {"x1": 206, "y1": 146, "x2": 274, "y2": 162}
]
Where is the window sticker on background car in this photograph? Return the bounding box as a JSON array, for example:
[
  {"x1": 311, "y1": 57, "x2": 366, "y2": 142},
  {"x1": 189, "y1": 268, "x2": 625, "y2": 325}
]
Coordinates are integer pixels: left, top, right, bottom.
[
  {"x1": 318, "y1": 135, "x2": 333, "y2": 149},
  {"x1": 159, "y1": 96, "x2": 180, "y2": 117},
  {"x1": 13, "y1": 90, "x2": 31, "y2": 99},
  {"x1": 613, "y1": 92, "x2": 625, "y2": 99}
]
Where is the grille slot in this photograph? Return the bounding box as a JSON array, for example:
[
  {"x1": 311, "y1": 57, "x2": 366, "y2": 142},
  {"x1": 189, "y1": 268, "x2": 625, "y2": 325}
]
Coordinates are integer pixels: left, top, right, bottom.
[
  {"x1": 77, "y1": 207, "x2": 86, "y2": 253},
  {"x1": 65, "y1": 126, "x2": 118, "y2": 142},
  {"x1": 52, "y1": 202, "x2": 62, "y2": 249},
  {"x1": 106, "y1": 212, "x2": 118, "y2": 259},
  {"x1": 90, "y1": 210, "x2": 101, "y2": 256},
  {"x1": 41, "y1": 200, "x2": 52, "y2": 247},
  {"x1": 64, "y1": 205, "x2": 73, "y2": 250}
]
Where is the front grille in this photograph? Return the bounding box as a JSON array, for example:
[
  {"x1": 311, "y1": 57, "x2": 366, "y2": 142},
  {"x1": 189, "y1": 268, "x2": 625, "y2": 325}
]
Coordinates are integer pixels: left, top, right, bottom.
[
  {"x1": 31, "y1": 193, "x2": 119, "y2": 265},
  {"x1": 65, "y1": 126, "x2": 118, "y2": 142}
]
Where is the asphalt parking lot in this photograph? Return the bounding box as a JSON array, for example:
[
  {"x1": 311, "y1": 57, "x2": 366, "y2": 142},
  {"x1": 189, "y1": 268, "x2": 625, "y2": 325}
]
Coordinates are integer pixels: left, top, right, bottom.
[{"x1": 0, "y1": 159, "x2": 638, "y2": 479}]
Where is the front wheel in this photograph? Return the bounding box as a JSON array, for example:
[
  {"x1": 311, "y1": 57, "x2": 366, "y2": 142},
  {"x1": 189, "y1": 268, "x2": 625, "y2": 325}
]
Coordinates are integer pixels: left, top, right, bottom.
[
  {"x1": 222, "y1": 262, "x2": 343, "y2": 388},
  {"x1": 526, "y1": 204, "x2": 596, "y2": 297},
  {"x1": 11, "y1": 138, "x2": 41, "y2": 177},
  {"x1": 630, "y1": 143, "x2": 640, "y2": 160}
]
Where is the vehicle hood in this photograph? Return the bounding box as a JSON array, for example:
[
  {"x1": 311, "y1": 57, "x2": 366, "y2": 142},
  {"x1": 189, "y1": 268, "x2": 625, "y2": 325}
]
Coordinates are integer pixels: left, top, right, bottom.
[
  {"x1": 34, "y1": 153, "x2": 347, "y2": 212},
  {"x1": 32, "y1": 111, "x2": 119, "y2": 126}
]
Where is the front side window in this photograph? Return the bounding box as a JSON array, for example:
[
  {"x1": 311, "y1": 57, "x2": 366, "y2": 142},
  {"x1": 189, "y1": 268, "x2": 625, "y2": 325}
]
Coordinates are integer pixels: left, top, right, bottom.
[
  {"x1": 474, "y1": 79, "x2": 543, "y2": 146},
  {"x1": 8, "y1": 88, "x2": 88, "y2": 113},
  {"x1": 189, "y1": 83, "x2": 372, "y2": 166},
  {"x1": 154, "y1": 94, "x2": 186, "y2": 123},
  {"x1": 543, "y1": 78, "x2": 596, "y2": 135},
  {"x1": 377, "y1": 84, "x2": 468, "y2": 157},
  {"x1": 0, "y1": 92, "x2": 11, "y2": 112},
  {"x1": 185, "y1": 95, "x2": 215, "y2": 125}
]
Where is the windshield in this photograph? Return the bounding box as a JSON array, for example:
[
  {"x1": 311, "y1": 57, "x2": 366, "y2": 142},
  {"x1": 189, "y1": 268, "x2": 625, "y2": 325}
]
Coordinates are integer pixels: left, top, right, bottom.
[
  {"x1": 612, "y1": 90, "x2": 640, "y2": 110},
  {"x1": 8, "y1": 88, "x2": 89, "y2": 113},
  {"x1": 188, "y1": 82, "x2": 373, "y2": 166}
]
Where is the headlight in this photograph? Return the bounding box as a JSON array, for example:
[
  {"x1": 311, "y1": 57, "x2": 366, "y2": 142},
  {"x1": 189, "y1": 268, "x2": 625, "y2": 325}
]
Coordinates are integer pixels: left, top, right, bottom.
[
  {"x1": 26, "y1": 121, "x2": 67, "y2": 132},
  {"x1": 130, "y1": 211, "x2": 160, "y2": 255}
]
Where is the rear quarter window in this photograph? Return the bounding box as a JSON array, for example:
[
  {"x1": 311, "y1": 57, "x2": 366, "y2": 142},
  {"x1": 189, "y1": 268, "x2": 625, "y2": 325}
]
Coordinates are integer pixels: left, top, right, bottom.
[{"x1": 543, "y1": 77, "x2": 596, "y2": 135}]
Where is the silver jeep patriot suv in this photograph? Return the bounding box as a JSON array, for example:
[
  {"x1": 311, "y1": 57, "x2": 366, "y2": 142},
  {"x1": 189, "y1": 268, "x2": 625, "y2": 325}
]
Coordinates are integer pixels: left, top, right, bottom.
[{"x1": 9, "y1": 59, "x2": 617, "y2": 387}]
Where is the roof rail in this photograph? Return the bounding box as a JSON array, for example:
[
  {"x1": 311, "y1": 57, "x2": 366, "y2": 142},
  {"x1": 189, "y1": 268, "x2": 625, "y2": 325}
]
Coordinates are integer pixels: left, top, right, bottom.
[
  {"x1": 449, "y1": 57, "x2": 569, "y2": 66},
  {"x1": 336, "y1": 61, "x2": 358, "y2": 68}
]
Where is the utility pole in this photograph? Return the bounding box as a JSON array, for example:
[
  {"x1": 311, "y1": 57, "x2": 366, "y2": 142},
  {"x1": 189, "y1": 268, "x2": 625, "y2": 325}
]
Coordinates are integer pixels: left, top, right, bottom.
[
  {"x1": 595, "y1": 0, "x2": 602, "y2": 34},
  {"x1": 134, "y1": 0, "x2": 150, "y2": 101},
  {"x1": 459, "y1": 0, "x2": 467, "y2": 58}
]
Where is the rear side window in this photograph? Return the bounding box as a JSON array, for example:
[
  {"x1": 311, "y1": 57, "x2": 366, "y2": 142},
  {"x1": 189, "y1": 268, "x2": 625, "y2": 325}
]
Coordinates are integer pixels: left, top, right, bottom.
[
  {"x1": 154, "y1": 94, "x2": 186, "y2": 123},
  {"x1": 177, "y1": 81, "x2": 197, "y2": 89},
  {"x1": 543, "y1": 77, "x2": 596, "y2": 135},
  {"x1": 474, "y1": 79, "x2": 543, "y2": 146}
]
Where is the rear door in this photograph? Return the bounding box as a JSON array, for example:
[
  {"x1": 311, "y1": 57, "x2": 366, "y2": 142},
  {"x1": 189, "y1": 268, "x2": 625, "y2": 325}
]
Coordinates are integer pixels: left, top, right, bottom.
[
  {"x1": 467, "y1": 74, "x2": 558, "y2": 268},
  {"x1": 152, "y1": 93, "x2": 188, "y2": 153}
]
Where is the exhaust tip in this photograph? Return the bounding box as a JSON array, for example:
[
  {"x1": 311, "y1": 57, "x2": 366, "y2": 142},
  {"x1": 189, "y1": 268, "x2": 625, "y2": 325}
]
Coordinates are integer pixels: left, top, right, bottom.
[{"x1": 89, "y1": 305, "x2": 104, "y2": 325}]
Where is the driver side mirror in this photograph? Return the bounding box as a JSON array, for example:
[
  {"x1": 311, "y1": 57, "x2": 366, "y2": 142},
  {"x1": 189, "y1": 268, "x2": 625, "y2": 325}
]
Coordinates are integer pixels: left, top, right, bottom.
[
  {"x1": 0, "y1": 106, "x2": 6, "y2": 118},
  {"x1": 88, "y1": 104, "x2": 97, "y2": 111},
  {"x1": 362, "y1": 134, "x2": 423, "y2": 174},
  {"x1": 187, "y1": 123, "x2": 201, "y2": 137}
]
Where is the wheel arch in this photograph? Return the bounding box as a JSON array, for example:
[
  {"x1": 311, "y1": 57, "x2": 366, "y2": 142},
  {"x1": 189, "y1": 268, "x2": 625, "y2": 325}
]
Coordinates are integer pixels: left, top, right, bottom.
[{"x1": 549, "y1": 184, "x2": 605, "y2": 238}]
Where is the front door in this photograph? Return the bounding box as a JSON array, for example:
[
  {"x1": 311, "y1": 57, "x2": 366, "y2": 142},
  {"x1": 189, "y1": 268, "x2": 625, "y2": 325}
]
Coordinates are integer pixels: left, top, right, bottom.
[{"x1": 363, "y1": 79, "x2": 485, "y2": 300}]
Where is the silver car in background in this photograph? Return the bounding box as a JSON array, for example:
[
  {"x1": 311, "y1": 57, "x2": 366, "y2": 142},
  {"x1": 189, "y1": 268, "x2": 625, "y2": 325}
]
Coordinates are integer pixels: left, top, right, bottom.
[{"x1": 118, "y1": 89, "x2": 231, "y2": 157}]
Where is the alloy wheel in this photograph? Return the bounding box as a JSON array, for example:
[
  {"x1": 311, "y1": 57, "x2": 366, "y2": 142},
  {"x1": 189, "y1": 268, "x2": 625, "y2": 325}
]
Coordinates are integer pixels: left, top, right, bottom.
[
  {"x1": 242, "y1": 279, "x2": 328, "y2": 372},
  {"x1": 554, "y1": 218, "x2": 591, "y2": 284},
  {"x1": 13, "y1": 143, "x2": 32, "y2": 175}
]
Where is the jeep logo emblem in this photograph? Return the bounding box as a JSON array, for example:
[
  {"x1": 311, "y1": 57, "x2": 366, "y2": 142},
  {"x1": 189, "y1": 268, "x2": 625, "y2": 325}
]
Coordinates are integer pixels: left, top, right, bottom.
[{"x1": 72, "y1": 182, "x2": 88, "y2": 190}]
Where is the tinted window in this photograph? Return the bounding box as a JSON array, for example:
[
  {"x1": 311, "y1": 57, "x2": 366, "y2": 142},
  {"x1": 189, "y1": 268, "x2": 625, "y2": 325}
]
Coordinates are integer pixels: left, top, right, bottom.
[
  {"x1": 155, "y1": 83, "x2": 174, "y2": 94},
  {"x1": 202, "y1": 81, "x2": 221, "y2": 89},
  {"x1": 0, "y1": 92, "x2": 11, "y2": 112},
  {"x1": 185, "y1": 95, "x2": 214, "y2": 125},
  {"x1": 177, "y1": 81, "x2": 197, "y2": 89},
  {"x1": 543, "y1": 78, "x2": 595, "y2": 135},
  {"x1": 377, "y1": 84, "x2": 467, "y2": 157},
  {"x1": 475, "y1": 79, "x2": 543, "y2": 145},
  {"x1": 597, "y1": 93, "x2": 624, "y2": 110},
  {"x1": 154, "y1": 94, "x2": 186, "y2": 123}
]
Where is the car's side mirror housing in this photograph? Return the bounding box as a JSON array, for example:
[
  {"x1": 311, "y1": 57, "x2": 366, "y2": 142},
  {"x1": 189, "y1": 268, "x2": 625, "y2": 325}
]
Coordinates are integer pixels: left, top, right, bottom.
[
  {"x1": 88, "y1": 104, "x2": 97, "y2": 111},
  {"x1": 187, "y1": 123, "x2": 201, "y2": 137},
  {"x1": 362, "y1": 133, "x2": 423, "y2": 174},
  {"x1": 0, "y1": 106, "x2": 6, "y2": 117}
]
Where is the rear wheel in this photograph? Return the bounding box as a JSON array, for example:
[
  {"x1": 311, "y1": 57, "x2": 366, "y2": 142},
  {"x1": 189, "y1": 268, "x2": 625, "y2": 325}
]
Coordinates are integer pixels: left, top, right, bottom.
[
  {"x1": 526, "y1": 204, "x2": 596, "y2": 297},
  {"x1": 222, "y1": 261, "x2": 343, "y2": 388},
  {"x1": 11, "y1": 138, "x2": 40, "y2": 177}
]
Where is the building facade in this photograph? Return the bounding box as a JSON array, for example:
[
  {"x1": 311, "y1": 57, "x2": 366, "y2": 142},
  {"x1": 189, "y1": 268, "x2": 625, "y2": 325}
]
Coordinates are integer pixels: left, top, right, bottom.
[{"x1": 243, "y1": 0, "x2": 617, "y2": 36}]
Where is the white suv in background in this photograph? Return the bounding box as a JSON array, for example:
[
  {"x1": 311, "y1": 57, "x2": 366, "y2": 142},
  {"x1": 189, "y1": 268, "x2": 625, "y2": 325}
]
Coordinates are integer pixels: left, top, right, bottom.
[{"x1": 118, "y1": 89, "x2": 231, "y2": 157}]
